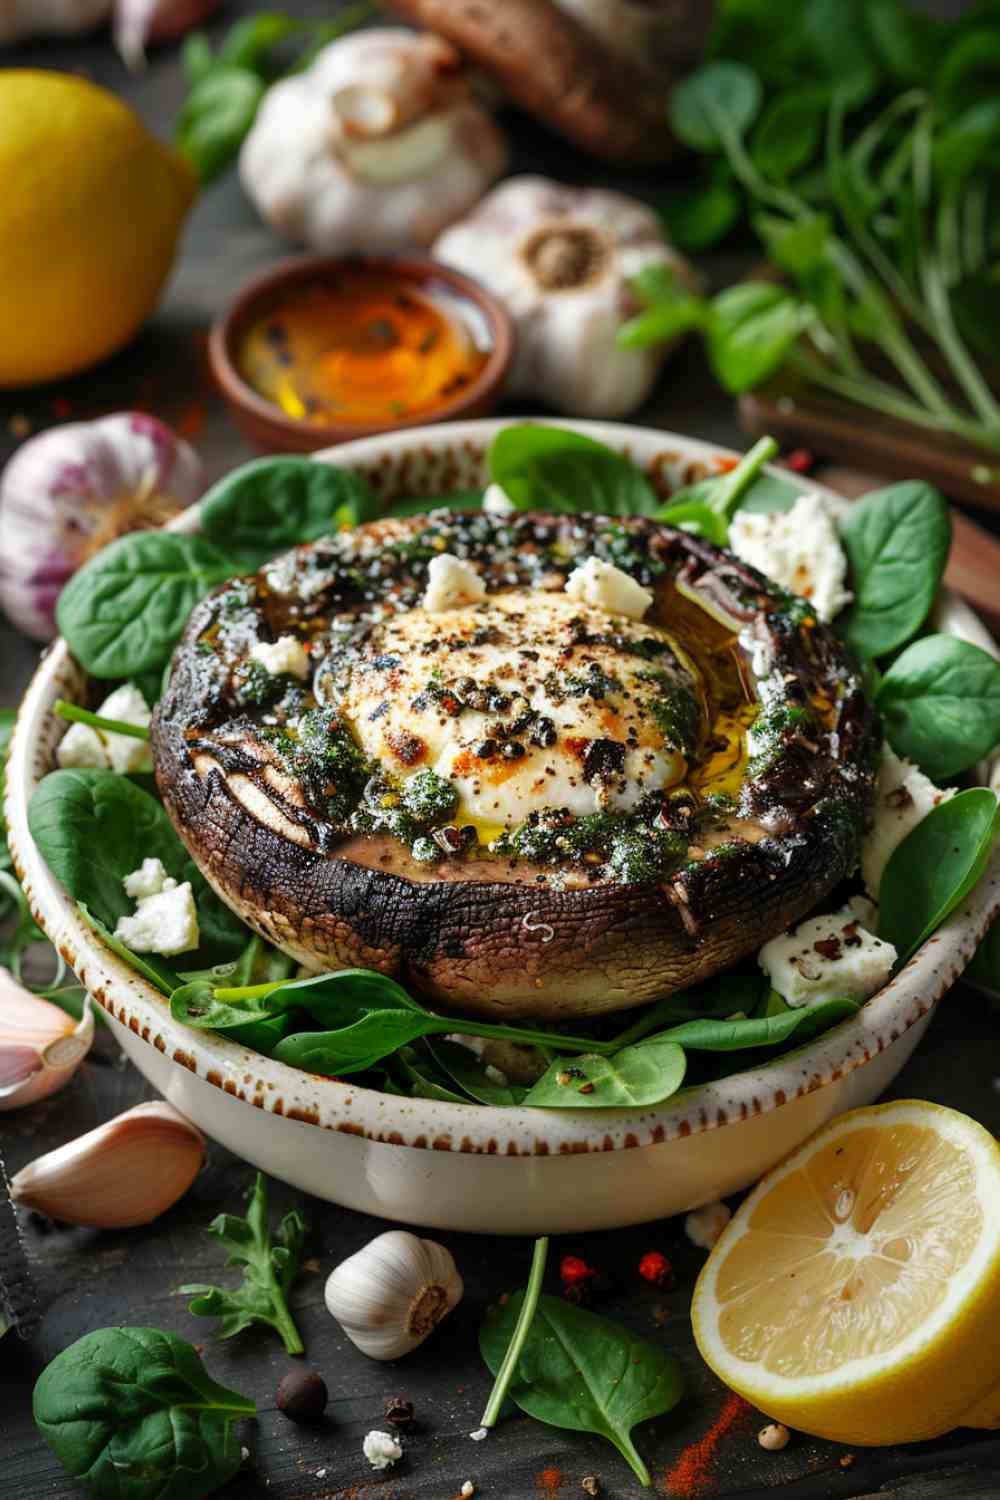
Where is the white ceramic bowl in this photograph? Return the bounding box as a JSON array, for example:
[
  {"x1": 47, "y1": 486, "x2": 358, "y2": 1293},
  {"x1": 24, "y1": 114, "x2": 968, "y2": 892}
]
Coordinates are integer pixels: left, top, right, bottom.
[{"x1": 7, "y1": 420, "x2": 1000, "y2": 1234}]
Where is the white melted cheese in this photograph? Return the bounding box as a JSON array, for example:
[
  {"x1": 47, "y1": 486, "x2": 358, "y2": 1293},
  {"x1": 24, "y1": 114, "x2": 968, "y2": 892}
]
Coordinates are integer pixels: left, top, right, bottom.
[{"x1": 332, "y1": 590, "x2": 705, "y2": 828}]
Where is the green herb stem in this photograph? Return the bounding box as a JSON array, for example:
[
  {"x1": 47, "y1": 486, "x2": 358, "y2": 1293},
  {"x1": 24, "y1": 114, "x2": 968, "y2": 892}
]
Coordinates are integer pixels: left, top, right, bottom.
[
  {"x1": 478, "y1": 1236, "x2": 549, "y2": 1430},
  {"x1": 54, "y1": 699, "x2": 150, "y2": 742}
]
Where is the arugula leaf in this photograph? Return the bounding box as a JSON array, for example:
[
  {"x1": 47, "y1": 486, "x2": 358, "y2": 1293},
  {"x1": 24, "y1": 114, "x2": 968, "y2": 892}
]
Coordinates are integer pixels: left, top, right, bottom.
[
  {"x1": 877, "y1": 635, "x2": 1000, "y2": 780},
  {"x1": 33, "y1": 1326, "x2": 254, "y2": 1500},
  {"x1": 181, "y1": 1173, "x2": 306, "y2": 1356},
  {"x1": 487, "y1": 424, "x2": 660, "y2": 517},
  {"x1": 481, "y1": 1289, "x2": 684, "y2": 1488},
  {"x1": 879, "y1": 788, "x2": 999, "y2": 963},
  {"x1": 56, "y1": 532, "x2": 234, "y2": 679},
  {"x1": 838, "y1": 481, "x2": 951, "y2": 659},
  {"x1": 198, "y1": 457, "x2": 378, "y2": 569}
]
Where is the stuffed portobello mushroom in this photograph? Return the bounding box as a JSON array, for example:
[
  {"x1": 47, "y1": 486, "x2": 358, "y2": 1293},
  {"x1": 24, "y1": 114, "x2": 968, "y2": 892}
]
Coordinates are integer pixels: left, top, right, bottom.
[{"x1": 152, "y1": 507, "x2": 880, "y2": 1020}]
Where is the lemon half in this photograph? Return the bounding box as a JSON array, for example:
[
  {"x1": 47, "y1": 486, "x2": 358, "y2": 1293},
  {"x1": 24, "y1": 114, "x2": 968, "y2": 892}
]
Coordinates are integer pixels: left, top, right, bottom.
[
  {"x1": 0, "y1": 71, "x2": 195, "y2": 387},
  {"x1": 692, "y1": 1100, "x2": 1000, "y2": 1446}
]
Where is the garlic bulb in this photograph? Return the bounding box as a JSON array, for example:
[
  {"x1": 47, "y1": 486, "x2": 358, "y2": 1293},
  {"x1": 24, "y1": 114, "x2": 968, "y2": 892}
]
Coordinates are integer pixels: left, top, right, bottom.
[
  {"x1": 0, "y1": 412, "x2": 202, "y2": 640},
  {"x1": 240, "y1": 28, "x2": 508, "y2": 254},
  {"x1": 10, "y1": 1100, "x2": 205, "y2": 1227},
  {"x1": 325, "y1": 1229, "x2": 463, "y2": 1360},
  {"x1": 0, "y1": 977, "x2": 94, "y2": 1112},
  {"x1": 433, "y1": 175, "x2": 698, "y2": 418}
]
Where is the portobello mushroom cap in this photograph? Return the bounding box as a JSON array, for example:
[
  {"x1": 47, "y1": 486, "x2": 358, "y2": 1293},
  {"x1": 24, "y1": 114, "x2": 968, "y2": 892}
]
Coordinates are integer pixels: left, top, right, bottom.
[
  {"x1": 152, "y1": 508, "x2": 881, "y2": 1021},
  {"x1": 380, "y1": 0, "x2": 677, "y2": 164}
]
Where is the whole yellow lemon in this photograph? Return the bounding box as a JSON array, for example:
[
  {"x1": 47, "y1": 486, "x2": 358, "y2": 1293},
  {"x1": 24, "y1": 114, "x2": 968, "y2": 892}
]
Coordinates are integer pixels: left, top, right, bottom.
[{"x1": 0, "y1": 71, "x2": 196, "y2": 387}]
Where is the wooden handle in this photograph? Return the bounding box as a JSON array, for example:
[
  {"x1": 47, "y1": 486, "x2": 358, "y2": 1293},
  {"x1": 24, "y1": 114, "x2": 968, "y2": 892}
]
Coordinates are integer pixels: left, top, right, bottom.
[{"x1": 819, "y1": 464, "x2": 1000, "y2": 639}]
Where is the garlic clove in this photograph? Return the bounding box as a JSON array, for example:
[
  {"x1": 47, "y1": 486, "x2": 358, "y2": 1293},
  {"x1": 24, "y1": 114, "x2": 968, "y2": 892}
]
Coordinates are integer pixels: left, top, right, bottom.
[
  {"x1": 10, "y1": 1100, "x2": 205, "y2": 1227},
  {"x1": 0, "y1": 977, "x2": 94, "y2": 1112},
  {"x1": 325, "y1": 1229, "x2": 463, "y2": 1360}
]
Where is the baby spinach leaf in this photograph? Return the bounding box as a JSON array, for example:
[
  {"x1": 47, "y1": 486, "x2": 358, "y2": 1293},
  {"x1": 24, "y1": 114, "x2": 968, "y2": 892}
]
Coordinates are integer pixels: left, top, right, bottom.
[
  {"x1": 33, "y1": 1326, "x2": 254, "y2": 1500},
  {"x1": 656, "y1": 997, "x2": 859, "y2": 1049},
  {"x1": 657, "y1": 434, "x2": 779, "y2": 536},
  {"x1": 523, "y1": 1038, "x2": 686, "y2": 1109},
  {"x1": 663, "y1": 165, "x2": 742, "y2": 252},
  {"x1": 428, "y1": 1039, "x2": 529, "y2": 1106},
  {"x1": 876, "y1": 634, "x2": 1000, "y2": 780},
  {"x1": 389, "y1": 1044, "x2": 471, "y2": 1104},
  {"x1": 274, "y1": 1010, "x2": 451, "y2": 1075},
  {"x1": 707, "y1": 283, "x2": 813, "y2": 392},
  {"x1": 176, "y1": 66, "x2": 265, "y2": 183},
  {"x1": 56, "y1": 531, "x2": 234, "y2": 678},
  {"x1": 618, "y1": 265, "x2": 707, "y2": 351},
  {"x1": 79, "y1": 904, "x2": 178, "y2": 997},
  {"x1": 670, "y1": 61, "x2": 763, "y2": 152},
  {"x1": 480, "y1": 1291, "x2": 684, "y2": 1487},
  {"x1": 838, "y1": 481, "x2": 951, "y2": 659},
  {"x1": 198, "y1": 457, "x2": 378, "y2": 570},
  {"x1": 751, "y1": 85, "x2": 829, "y2": 178},
  {"x1": 181, "y1": 1173, "x2": 306, "y2": 1356},
  {"x1": 879, "y1": 787, "x2": 999, "y2": 963},
  {"x1": 29, "y1": 769, "x2": 247, "y2": 963},
  {"x1": 488, "y1": 424, "x2": 660, "y2": 517}
]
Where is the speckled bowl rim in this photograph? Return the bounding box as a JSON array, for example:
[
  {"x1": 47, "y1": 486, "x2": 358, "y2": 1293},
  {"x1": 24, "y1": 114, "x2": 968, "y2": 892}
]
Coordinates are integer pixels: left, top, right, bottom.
[{"x1": 6, "y1": 419, "x2": 1000, "y2": 1157}]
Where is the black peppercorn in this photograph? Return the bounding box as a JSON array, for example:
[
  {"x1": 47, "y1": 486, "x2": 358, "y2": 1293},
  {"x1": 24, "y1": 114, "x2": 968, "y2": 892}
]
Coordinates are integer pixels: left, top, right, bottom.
[{"x1": 276, "y1": 1368, "x2": 328, "y2": 1424}]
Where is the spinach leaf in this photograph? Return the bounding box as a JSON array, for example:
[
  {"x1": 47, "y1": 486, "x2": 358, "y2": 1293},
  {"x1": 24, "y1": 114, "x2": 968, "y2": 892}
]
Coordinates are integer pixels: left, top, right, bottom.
[
  {"x1": 487, "y1": 424, "x2": 660, "y2": 517},
  {"x1": 274, "y1": 1010, "x2": 458, "y2": 1076},
  {"x1": 427, "y1": 1039, "x2": 529, "y2": 1106},
  {"x1": 838, "y1": 481, "x2": 951, "y2": 659},
  {"x1": 480, "y1": 1291, "x2": 684, "y2": 1487},
  {"x1": 522, "y1": 1038, "x2": 686, "y2": 1109},
  {"x1": 656, "y1": 997, "x2": 859, "y2": 1048},
  {"x1": 180, "y1": 1173, "x2": 306, "y2": 1356},
  {"x1": 707, "y1": 283, "x2": 813, "y2": 392},
  {"x1": 29, "y1": 769, "x2": 247, "y2": 964},
  {"x1": 751, "y1": 86, "x2": 829, "y2": 178},
  {"x1": 33, "y1": 1326, "x2": 254, "y2": 1500},
  {"x1": 176, "y1": 66, "x2": 265, "y2": 182},
  {"x1": 618, "y1": 265, "x2": 707, "y2": 351},
  {"x1": 662, "y1": 165, "x2": 742, "y2": 252},
  {"x1": 79, "y1": 904, "x2": 179, "y2": 997},
  {"x1": 389, "y1": 1044, "x2": 471, "y2": 1104},
  {"x1": 876, "y1": 635, "x2": 1000, "y2": 780},
  {"x1": 670, "y1": 61, "x2": 763, "y2": 152},
  {"x1": 879, "y1": 787, "x2": 999, "y2": 962},
  {"x1": 657, "y1": 434, "x2": 779, "y2": 537},
  {"x1": 56, "y1": 532, "x2": 234, "y2": 678},
  {"x1": 198, "y1": 457, "x2": 378, "y2": 570}
]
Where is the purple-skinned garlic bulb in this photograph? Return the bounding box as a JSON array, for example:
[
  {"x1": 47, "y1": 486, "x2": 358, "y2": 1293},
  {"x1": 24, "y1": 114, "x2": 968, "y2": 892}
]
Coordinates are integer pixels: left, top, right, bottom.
[
  {"x1": 239, "y1": 28, "x2": 508, "y2": 254},
  {"x1": 433, "y1": 176, "x2": 697, "y2": 418},
  {"x1": 0, "y1": 412, "x2": 202, "y2": 640}
]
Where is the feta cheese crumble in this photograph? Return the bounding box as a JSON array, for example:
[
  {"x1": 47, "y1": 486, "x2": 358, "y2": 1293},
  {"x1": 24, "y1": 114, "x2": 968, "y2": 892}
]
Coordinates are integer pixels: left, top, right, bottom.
[
  {"x1": 685, "y1": 1201, "x2": 731, "y2": 1249},
  {"x1": 728, "y1": 492, "x2": 852, "y2": 622},
  {"x1": 56, "y1": 684, "x2": 152, "y2": 775},
  {"x1": 123, "y1": 858, "x2": 174, "y2": 901},
  {"x1": 564, "y1": 556, "x2": 652, "y2": 620},
  {"x1": 114, "y1": 877, "x2": 200, "y2": 957},
  {"x1": 250, "y1": 635, "x2": 310, "y2": 680},
  {"x1": 422, "y1": 552, "x2": 487, "y2": 612},
  {"x1": 483, "y1": 481, "x2": 516, "y2": 517},
  {"x1": 362, "y1": 1430, "x2": 403, "y2": 1470},
  {"x1": 758, "y1": 899, "x2": 896, "y2": 1008},
  {"x1": 861, "y1": 747, "x2": 956, "y2": 901}
]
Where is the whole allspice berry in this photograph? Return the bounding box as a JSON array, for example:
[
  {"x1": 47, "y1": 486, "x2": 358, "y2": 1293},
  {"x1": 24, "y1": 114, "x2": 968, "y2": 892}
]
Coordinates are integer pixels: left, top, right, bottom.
[{"x1": 276, "y1": 1369, "x2": 328, "y2": 1424}]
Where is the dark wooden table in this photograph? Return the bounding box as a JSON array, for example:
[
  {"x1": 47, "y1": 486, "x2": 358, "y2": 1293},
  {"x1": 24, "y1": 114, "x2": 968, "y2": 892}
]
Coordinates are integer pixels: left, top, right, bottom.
[{"x1": 3, "y1": 7, "x2": 1000, "y2": 1498}]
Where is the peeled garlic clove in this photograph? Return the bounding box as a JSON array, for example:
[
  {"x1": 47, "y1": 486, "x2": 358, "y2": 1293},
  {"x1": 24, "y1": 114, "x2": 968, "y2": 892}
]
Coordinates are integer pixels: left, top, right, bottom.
[
  {"x1": 10, "y1": 1100, "x2": 205, "y2": 1227},
  {"x1": 0, "y1": 977, "x2": 94, "y2": 1112},
  {"x1": 325, "y1": 1229, "x2": 463, "y2": 1360},
  {"x1": 0, "y1": 412, "x2": 202, "y2": 640}
]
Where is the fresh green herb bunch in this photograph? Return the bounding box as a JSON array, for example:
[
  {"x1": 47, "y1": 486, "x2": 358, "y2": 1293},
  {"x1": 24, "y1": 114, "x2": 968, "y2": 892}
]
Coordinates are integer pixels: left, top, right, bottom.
[{"x1": 626, "y1": 9, "x2": 1000, "y2": 456}]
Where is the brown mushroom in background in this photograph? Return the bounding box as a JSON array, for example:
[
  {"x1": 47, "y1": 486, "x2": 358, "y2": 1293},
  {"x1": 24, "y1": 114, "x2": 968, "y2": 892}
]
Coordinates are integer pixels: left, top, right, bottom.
[
  {"x1": 380, "y1": 0, "x2": 679, "y2": 163},
  {"x1": 552, "y1": 0, "x2": 714, "y2": 80}
]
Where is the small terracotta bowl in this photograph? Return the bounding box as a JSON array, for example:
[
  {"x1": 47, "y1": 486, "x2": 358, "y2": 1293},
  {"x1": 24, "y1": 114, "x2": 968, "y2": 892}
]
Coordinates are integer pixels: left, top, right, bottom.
[{"x1": 209, "y1": 252, "x2": 514, "y2": 453}]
